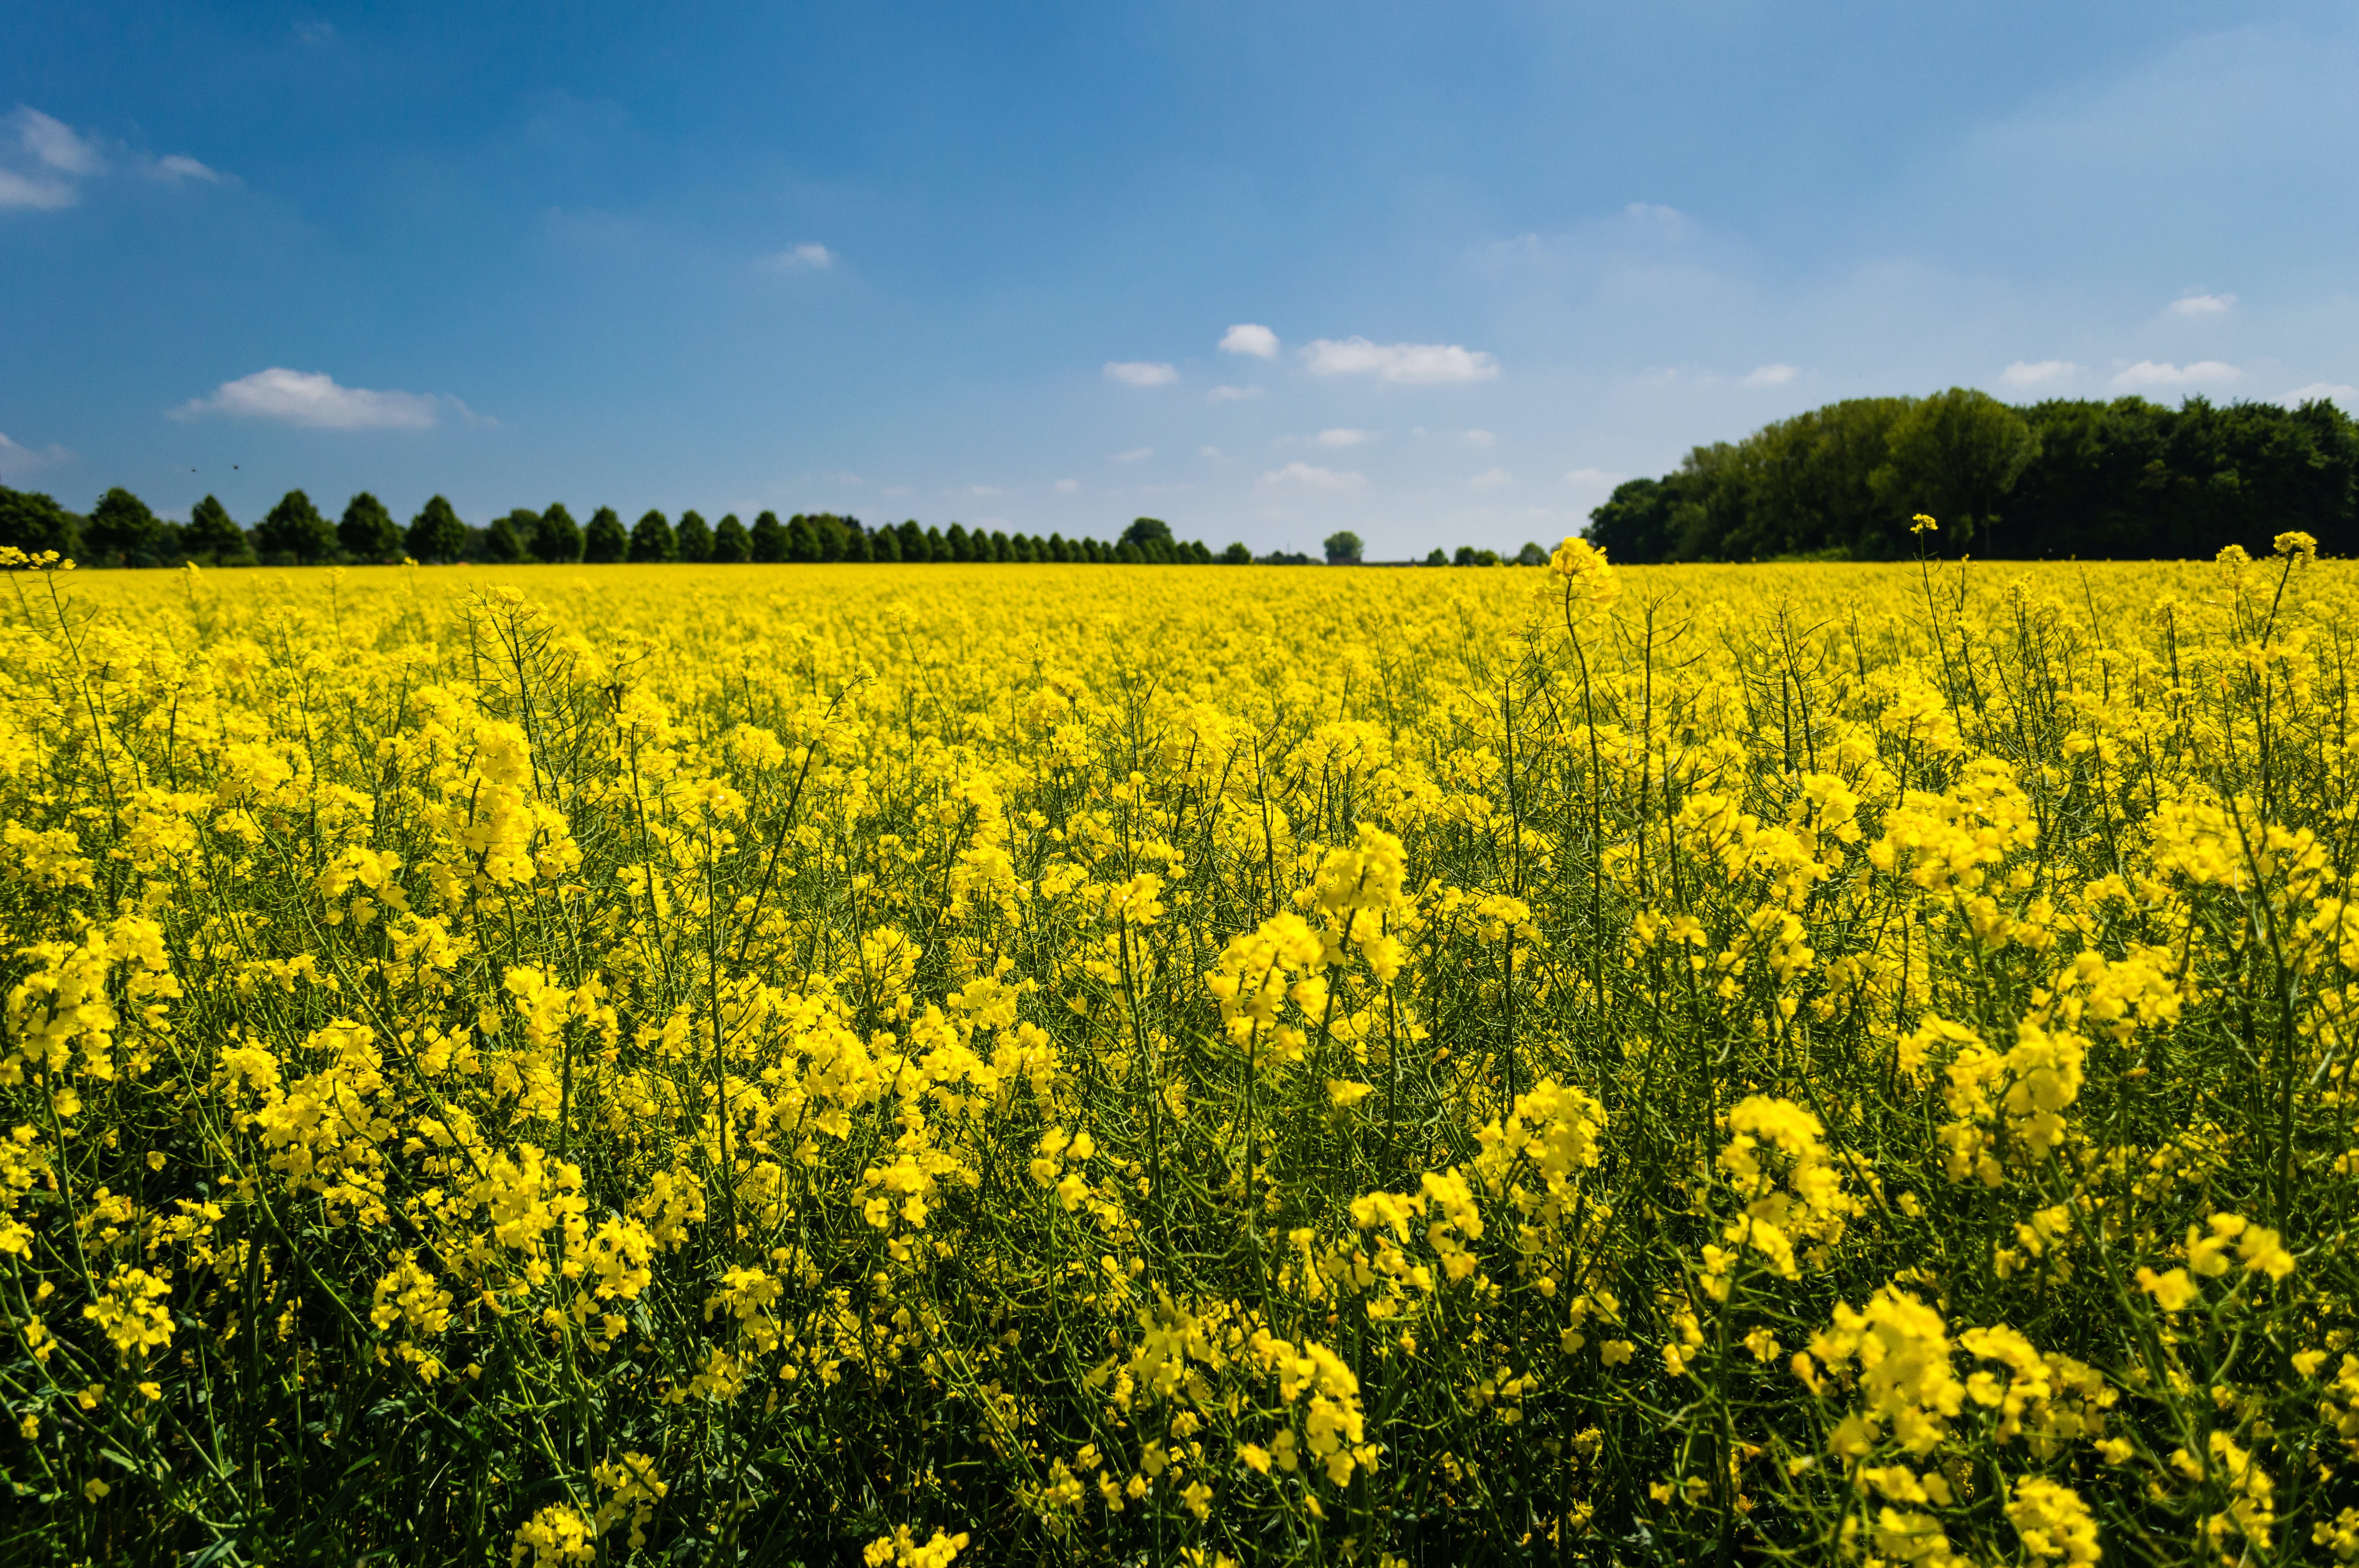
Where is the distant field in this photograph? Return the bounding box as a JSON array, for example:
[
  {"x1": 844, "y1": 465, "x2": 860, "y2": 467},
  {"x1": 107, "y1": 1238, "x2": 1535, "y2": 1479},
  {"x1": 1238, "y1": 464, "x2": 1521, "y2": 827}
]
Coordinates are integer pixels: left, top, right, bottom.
[{"x1": 1, "y1": 545, "x2": 2347, "y2": 1565}]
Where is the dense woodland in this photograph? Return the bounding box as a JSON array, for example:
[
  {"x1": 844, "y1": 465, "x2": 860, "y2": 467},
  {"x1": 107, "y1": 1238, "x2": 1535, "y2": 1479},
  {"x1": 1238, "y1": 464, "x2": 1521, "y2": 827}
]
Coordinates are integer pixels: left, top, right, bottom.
[
  {"x1": 0, "y1": 491, "x2": 1241, "y2": 568},
  {"x1": 1585, "y1": 390, "x2": 2359, "y2": 561}
]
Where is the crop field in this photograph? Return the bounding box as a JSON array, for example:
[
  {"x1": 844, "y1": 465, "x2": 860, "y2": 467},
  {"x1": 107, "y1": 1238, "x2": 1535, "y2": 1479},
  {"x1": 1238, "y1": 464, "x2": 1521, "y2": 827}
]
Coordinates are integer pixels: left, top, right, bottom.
[{"x1": 1, "y1": 540, "x2": 2353, "y2": 1566}]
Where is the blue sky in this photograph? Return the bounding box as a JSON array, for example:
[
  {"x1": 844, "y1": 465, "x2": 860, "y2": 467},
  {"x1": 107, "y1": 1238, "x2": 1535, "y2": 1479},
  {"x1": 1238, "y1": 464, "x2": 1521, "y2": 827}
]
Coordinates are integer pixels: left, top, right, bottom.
[{"x1": 5, "y1": 2, "x2": 2357, "y2": 558}]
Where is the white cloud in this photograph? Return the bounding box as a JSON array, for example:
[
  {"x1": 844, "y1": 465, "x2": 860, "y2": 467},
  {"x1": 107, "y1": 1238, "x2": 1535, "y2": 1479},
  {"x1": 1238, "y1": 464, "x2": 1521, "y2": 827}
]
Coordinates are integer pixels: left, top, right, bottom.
[
  {"x1": 1565, "y1": 467, "x2": 1626, "y2": 489},
  {"x1": 1109, "y1": 447, "x2": 1153, "y2": 463},
  {"x1": 2001, "y1": 359, "x2": 2081, "y2": 389},
  {"x1": 1468, "y1": 468, "x2": 1513, "y2": 491},
  {"x1": 2167, "y1": 292, "x2": 2236, "y2": 317},
  {"x1": 169, "y1": 367, "x2": 458, "y2": 430},
  {"x1": 1300, "y1": 337, "x2": 1500, "y2": 385},
  {"x1": 825, "y1": 471, "x2": 865, "y2": 486},
  {"x1": 1199, "y1": 446, "x2": 1225, "y2": 460},
  {"x1": 882, "y1": 485, "x2": 913, "y2": 498},
  {"x1": 1741, "y1": 363, "x2": 1798, "y2": 387},
  {"x1": 153, "y1": 154, "x2": 222, "y2": 183},
  {"x1": 2110, "y1": 360, "x2": 2243, "y2": 390},
  {"x1": 1316, "y1": 428, "x2": 1374, "y2": 448},
  {"x1": 1053, "y1": 478, "x2": 1080, "y2": 494},
  {"x1": 1258, "y1": 461, "x2": 1366, "y2": 495},
  {"x1": 760, "y1": 243, "x2": 835, "y2": 270},
  {"x1": 0, "y1": 431, "x2": 75, "y2": 474},
  {"x1": 0, "y1": 169, "x2": 74, "y2": 210},
  {"x1": 2283, "y1": 383, "x2": 2359, "y2": 409},
  {"x1": 1206, "y1": 384, "x2": 1264, "y2": 403},
  {"x1": 1104, "y1": 360, "x2": 1178, "y2": 387},
  {"x1": 1220, "y1": 323, "x2": 1279, "y2": 358},
  {"x1": 13, "y1": 107, "x2": 103, "y2": 176},
  {"x1": 967, "y1": 484, "x2": 1001, "y2": 497},
  {"x1": 3, "y1": 106, "x2": 228, "y2": 209},
  {"x1": 1465, "y1": 428, "x2": 1497, "y2": 447}
]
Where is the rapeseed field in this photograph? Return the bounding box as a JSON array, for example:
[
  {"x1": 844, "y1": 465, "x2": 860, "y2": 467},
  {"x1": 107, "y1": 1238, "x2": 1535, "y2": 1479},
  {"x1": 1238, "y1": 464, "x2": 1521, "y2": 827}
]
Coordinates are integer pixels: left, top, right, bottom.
[{"x1": 0, "y1": 537, "x2": 2351, "y2": 1565}]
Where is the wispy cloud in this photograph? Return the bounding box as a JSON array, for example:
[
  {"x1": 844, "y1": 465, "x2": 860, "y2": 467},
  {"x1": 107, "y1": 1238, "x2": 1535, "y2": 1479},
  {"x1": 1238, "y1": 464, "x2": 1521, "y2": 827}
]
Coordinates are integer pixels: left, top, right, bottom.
[
  {"x1": 760, "y1": 243, "x2": 835, "y2": 270},
  {"x1": 2283, "y1": 383, "x2": 2359, "y2": 409},
  {"x1": 1206, "y1": 384, "x2": 1264, "y2": 403},
  {"x1": 1468, "y1": 468, "x2": 1513, "y2": 491},
  {"x1": 2, "y1": 105, "x2": 228, "y2": 209},
  {"x1": 1316, "y1": 428, "x2": 1373, "y2": 448},
  {"x1": 2001, "y1": 359, "x2": 2080, "y2": 389},
  {"x1": 1741, "y1": 363, "x2": 1798, "y2": 387},
  {"x1": 170, "y1": 367, "x2": 471, "y2": 430},
  {"x1": 2167, "y1": 292, "x2": 2236, "y2": 317},
  {"x1": 1220, "y1": 323, "x2": 1279, "y2": 358},
  {"x1": 1104, "y1": 360, "x2": 1178, "y2": 387},
  {"x1": 1300, "y1": 337, "x2": 1499, "y2": 385},
  {"x1": 1053, "y1": 478, "x2": 1080, "y2": 494},
  {"x1": 1109, "y1": 447, "x2": 1153, "y2": 463},
  {"x1": 1257, "y1": 461, "x2": 1366, "y2": 494},
  {"x1": 1564, "y1": 467, "x2": 1625, "y2": 489},
  {"x1": 2110, "y1": 359, "x2": 2242, "y2": 390},
  {"x1": 1465, "y1": 429, "x2": 1497, "y2": 447},
  {"x1": 0, "y1": 431, "x2": 76, "y2": 475}
]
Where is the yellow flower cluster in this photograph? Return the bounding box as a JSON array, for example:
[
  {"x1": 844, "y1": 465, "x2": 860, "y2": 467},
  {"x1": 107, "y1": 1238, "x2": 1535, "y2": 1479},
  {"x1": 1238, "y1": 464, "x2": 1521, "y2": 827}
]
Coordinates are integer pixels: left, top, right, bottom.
[{"x1": 2, "y1": 542, "x2": 2354, "y2": 1564}]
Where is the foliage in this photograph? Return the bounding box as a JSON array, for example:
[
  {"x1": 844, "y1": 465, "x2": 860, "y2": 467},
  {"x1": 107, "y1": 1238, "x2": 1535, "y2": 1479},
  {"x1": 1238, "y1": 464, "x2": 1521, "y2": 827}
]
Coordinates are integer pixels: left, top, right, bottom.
[
  {"x1": 85, "y1": 489, "x2": 175, "y2": 567},
  {"x1": 709, "y1": 514, "x2": 751, "y2": 565},
  {"x1": 582, "y1": 507, "x2": 629, "y2": 565},
  {"x1": 674, "y1": 512, "x2": 713, "y2": 565},
  {"x1": 408, "y1": 496, "x2": 470, "y2": 565},
  {"x1": 1323, "y1": 531, "x2": 1364, "y2": 566},
  {"x1": 0, "y1": 489, "x2": 82, "y2": 560},
  {"x1": 533, "y1": 504, "x2": 584, "y2": 566},
  {"x1": 254, "y1": 490, "x2": 335, "y2": 565},
  {"x1": 339, "y1": 493, "x2": 404, "y2": 563},
  {"x1": 1590, "y1": 392, "x2": 2359, "y2": 561},
  {"x1": 627, "y1": 510, "x2": 677, "y2": 564},
  {"x1": 182, "y1": 496, "x2": 247, "y2": 564},
  {"x1": 484, "y1": 510, "x2": 535, "y2": 565}
]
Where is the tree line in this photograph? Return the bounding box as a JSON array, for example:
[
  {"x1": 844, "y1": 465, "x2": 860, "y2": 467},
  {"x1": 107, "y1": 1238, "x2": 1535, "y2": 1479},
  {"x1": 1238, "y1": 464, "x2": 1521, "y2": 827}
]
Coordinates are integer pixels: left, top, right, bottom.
[
  {"x1": 1585, "y1": 391, "x2": 2359, "y2": 562},
  {"x1": 0, "y1": 488, "x2": 1247, "y2": 568}
]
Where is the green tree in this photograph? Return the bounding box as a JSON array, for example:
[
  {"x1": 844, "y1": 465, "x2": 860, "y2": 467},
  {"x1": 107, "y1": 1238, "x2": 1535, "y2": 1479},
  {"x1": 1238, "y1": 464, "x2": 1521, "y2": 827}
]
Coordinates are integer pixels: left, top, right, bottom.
[
  {"x1": 711, "y1": 514, "x2": 752, "y2": 563},
  {"x1": 339, "y1": 493, "x2": 402, "y2": 561},
  {"x1": 87, "y1": 487, "x2": 173, "y2": 564},
  {"x1": 1121, "y1": 517, "x2": 1174, "y2": 555},
  {"x1": 628, "y1": 510, "x2": 677, "y2": 563},
  {"x1": 1514, "y1": 541, "x2": 1548, "y2": 566},
  {"x1": 943, "y1": 523, "x2": 974, "y2": 562},
  {"x1": 784, "y1": 515, "x2": 820, "y2": 563},
  {"x1": 533, "y1": 503, "x2": 583, "y2": 563},
  {"x1": 843, "y1": 522, "x2": 873, "y2": 562},
  {"x1": 675, "y1": 510, "x2": 713, "y2": 563},
  {"x1": 484, "y1": 510, "x2": 533, "y2": 563},
  {"x1": 407, "y1": 496, "x2": 469, "y2": 563},
  {"x1": 891, "y1": 521, "x2": 926, "y2": 562},
  {"x1": 925, "y1": 526, "x2": 948, "y2": 560},
  {"x1": 1045, "y1": 533, "x2": 1072, "y2": 563},
  {"x1": 1423, "y1": 547, "x2": 1447, "y2": 566},
  {"x1": 750, "y1": 511, "x2": 787, "y2": 563},
  {"x1": 1868, "y1": 388, "x2": 2039, "y2": 553},
  {"x1": 813, "y1": 514, "x2": 849, "y2": 562},
  {"x1": 1221, "y1": 541, "x2": 1253, "y2": 564},
  {"x1": 871, "y1": 523, "x2": 902, "y2": 562},
  {"x1": 582, "y1": 507, "x2": 629, "y2": 564},
  {"x1": 184, "y1": 495, "x2": 246, "y2": 562},
  {"x1": 256, "y1": 490, "x2": 335, "y2": 564},
  {"x1": 1322, "y1": 530, "x2": 1363, "y2": 565},
  {"x1": 0, "y1": 487, "x2": 82, "y2": 558}
]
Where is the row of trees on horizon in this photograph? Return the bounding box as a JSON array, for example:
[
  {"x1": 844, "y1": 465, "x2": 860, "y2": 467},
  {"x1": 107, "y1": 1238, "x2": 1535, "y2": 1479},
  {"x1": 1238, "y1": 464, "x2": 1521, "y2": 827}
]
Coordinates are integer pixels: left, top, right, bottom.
[
  {"x1": 0, "y1": 489, "x2": 1258, "y2": 568},
  {"x1": 1585, "y1": 390, "x2": 2359, "y2": 562},
  {"x1": 0, "y1": 486, "x2": 1562, "y2": 572}
]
